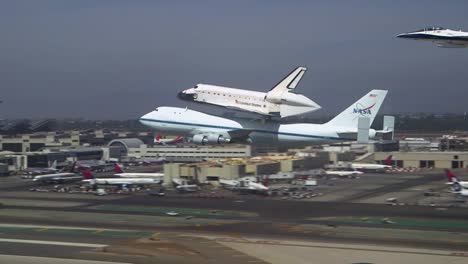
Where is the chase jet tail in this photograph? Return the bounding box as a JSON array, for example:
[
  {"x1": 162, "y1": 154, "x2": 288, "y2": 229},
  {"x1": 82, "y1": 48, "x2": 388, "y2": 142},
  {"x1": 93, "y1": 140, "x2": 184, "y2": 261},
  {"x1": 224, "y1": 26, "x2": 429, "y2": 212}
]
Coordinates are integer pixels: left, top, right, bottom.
[
  {"x1": 268, "y1": 66, "x2": 307, "y2": 93},
  {"x1": 326, "y1": 90, "x2": 388, "y2": 129}
]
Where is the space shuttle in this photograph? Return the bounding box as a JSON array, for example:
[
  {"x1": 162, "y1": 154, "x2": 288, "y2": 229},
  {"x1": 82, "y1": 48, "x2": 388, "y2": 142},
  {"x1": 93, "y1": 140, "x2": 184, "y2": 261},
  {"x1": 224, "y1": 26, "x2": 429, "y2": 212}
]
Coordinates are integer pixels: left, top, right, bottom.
[{"x1": 177, "y1": 67, "x2": 321, "y2": 118}]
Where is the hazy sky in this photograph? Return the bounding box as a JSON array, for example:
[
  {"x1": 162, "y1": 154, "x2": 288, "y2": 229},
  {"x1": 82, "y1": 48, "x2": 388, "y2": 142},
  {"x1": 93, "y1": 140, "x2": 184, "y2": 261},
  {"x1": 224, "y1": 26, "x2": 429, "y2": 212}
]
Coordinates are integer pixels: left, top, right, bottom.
[{"x1": 1, "y1": 0, "x2": 468, "y2": 119}]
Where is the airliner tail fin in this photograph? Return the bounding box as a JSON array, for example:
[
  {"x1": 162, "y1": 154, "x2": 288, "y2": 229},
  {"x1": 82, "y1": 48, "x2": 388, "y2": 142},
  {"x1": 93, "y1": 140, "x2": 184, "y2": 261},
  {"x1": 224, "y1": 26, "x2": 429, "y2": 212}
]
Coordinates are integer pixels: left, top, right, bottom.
[{"x1": 326, "y1": 90, "x2": 388, "y2": 128}]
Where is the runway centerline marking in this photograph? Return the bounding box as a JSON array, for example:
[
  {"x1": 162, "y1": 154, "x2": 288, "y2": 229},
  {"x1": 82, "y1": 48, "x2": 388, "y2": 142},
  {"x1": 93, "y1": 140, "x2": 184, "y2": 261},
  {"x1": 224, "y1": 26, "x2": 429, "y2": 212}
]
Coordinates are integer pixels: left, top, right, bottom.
[{"x1": 0, "y1": 238, "x2": 107, "y2": 248}]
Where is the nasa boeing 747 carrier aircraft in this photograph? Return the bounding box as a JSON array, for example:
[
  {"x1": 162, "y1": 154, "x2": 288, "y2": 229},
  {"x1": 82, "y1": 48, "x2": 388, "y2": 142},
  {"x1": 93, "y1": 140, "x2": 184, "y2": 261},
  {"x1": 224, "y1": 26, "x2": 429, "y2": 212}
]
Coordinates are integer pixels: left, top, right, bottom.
[
  {"x1": 140, "y1": 89, "x2": 388, "y2": 146},
  {"x1": 178, "y1": 67, "x2": 321, "y2": 119}
]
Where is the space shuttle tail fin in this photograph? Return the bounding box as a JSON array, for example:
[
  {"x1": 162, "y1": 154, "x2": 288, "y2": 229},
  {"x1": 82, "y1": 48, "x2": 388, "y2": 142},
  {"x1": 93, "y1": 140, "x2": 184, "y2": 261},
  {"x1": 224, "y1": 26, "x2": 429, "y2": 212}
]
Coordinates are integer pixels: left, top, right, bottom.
[{"x1": 268, "y1": 66, "x2": 307, "y2": 93}]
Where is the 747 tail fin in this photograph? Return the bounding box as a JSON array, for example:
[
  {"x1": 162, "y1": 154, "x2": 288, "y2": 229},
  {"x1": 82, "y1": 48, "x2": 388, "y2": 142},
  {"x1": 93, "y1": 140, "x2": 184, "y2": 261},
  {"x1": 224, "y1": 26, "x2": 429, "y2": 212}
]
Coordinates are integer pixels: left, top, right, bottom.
[{"x1": 326, "y1": 89, "x2": 388, "y2": 128}]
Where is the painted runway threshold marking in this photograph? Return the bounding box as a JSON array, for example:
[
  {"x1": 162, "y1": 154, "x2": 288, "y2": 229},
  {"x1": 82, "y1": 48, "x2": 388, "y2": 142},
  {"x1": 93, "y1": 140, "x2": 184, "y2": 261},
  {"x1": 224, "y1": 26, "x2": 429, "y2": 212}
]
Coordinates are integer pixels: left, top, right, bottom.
[{"x1": 0, "y1": 238, "x2": 107, "y2": 248}]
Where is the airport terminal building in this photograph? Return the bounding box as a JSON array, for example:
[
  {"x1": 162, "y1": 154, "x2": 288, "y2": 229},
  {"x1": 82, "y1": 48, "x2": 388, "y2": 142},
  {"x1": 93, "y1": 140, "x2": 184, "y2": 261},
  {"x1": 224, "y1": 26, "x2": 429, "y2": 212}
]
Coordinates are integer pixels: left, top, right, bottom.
[
  {"x1": 375, "y1": 151, "x2": 468, "y2": 169},
  {"x1": 108, "y1": 138, "x2": 252, "y2": 162}
]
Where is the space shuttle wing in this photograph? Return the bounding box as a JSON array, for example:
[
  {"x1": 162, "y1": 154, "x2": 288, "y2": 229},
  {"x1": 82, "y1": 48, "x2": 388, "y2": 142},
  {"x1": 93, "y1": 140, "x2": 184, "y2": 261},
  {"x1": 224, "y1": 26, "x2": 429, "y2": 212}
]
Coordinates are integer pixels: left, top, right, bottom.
[{"x1": 225, "y1": 104, "x2": 265, "y2": 114}]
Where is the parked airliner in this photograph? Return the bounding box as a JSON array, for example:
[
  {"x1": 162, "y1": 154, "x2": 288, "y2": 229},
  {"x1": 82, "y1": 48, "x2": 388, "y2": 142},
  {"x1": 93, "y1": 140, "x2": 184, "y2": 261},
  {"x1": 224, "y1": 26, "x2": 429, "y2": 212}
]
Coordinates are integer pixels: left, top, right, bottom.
[
  {"x1": 178, "y1": 67, "x2": 321, "y2": 118},
  {"x1": 153, "y1": 133, "x2": 184, "y2": 145},
  {"x1": 31, "y1": 162, "x2": 79, "y2": 183},
  {"x1": 397, "y1": 27, "x2": 468, "y2": 48},
  {"x1": 324, "y1": 170, "x2": 364, "y2": 177},
  {"x1": 350, "y1": 155, "x2": 393, "y2": 172},
  {"x1": 23, "y1": 160, "x2": 58, "y2": 177},
  {"x1": 81, "y1": 169, "x2": 162, "y2": 186},
  {"x1": 219, "y1": 178, "x2": 269, "y2": 193},
  {"x1": 113, "y1": 164, "x2": 164, "y2": 179},
  {"x1": 140, "y1": 89, "x2": 388, "y2": 146},
  {"x1": 445, "y1": 169, "x2": 468, "y2": 197}
]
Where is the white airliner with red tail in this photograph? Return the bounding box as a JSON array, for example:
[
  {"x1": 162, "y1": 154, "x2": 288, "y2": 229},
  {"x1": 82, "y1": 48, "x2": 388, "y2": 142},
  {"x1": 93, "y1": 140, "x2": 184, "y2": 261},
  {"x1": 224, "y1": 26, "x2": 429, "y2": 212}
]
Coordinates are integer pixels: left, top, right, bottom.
[
  {"x1": 141, "y1": 89, "x2": 389, "y2": 146},
  {"x1": 445, "y1": 169, "x2": 468, "y2": 197},
  {"x1": 113, "y1": 164, "x2": 164, "y2": 179},
  {"x1": 350, "y1": 155, "x2": 393, "y2": 172},
  {"x1": 82, "y1": 169, "x2": 162, "y2": 186},
  {"x1": 178, "y1": 67, "x2": 321, "y2": 119},
  {"x1": 32, "y1": 162, "x2": 81, "y2": 184},
  {"x1": 153, "y1": 133, "x2": 184, "y2": 145}
]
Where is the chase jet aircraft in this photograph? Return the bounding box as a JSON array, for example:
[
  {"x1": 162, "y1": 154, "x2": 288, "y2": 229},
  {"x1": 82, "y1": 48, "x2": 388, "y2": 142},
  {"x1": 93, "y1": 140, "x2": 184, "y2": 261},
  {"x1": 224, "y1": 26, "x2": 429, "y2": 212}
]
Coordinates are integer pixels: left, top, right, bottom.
[
  {"x1": 178, "y1": 67, "x2": 321, "y2": 119},
  {"x1": 140, "y1": 89, "x2": 389, "y2": 146},
  {"x1": 397, "y1": 27, "x2": 468, "y2": 48}
]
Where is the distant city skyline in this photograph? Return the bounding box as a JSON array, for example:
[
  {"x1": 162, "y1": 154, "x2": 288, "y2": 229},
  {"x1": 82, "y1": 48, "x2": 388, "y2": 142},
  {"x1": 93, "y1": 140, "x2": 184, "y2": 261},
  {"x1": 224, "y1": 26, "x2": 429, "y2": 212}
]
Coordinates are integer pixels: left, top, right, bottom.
[{"x1": 1, "y1": 1, "x2": 468, "y2": 119}]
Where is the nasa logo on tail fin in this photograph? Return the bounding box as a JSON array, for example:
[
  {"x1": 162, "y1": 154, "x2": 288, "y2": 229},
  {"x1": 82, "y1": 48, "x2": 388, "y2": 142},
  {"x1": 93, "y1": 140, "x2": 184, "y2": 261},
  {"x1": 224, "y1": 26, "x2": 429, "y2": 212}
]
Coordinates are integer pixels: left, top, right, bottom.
[
  {"x1": 353, "y1": 103, "x2": 376, "y2": 116},
  {"x1": 326, "y1": 89, "x2": 388, "y2": 129}
]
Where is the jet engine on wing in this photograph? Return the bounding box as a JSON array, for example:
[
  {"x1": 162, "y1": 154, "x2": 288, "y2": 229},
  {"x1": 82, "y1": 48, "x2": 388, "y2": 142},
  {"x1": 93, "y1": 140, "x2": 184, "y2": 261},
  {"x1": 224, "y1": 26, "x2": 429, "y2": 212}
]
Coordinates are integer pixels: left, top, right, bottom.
[{"x1": 192, "y1": 134, "x2": 231, "y2": 145}]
